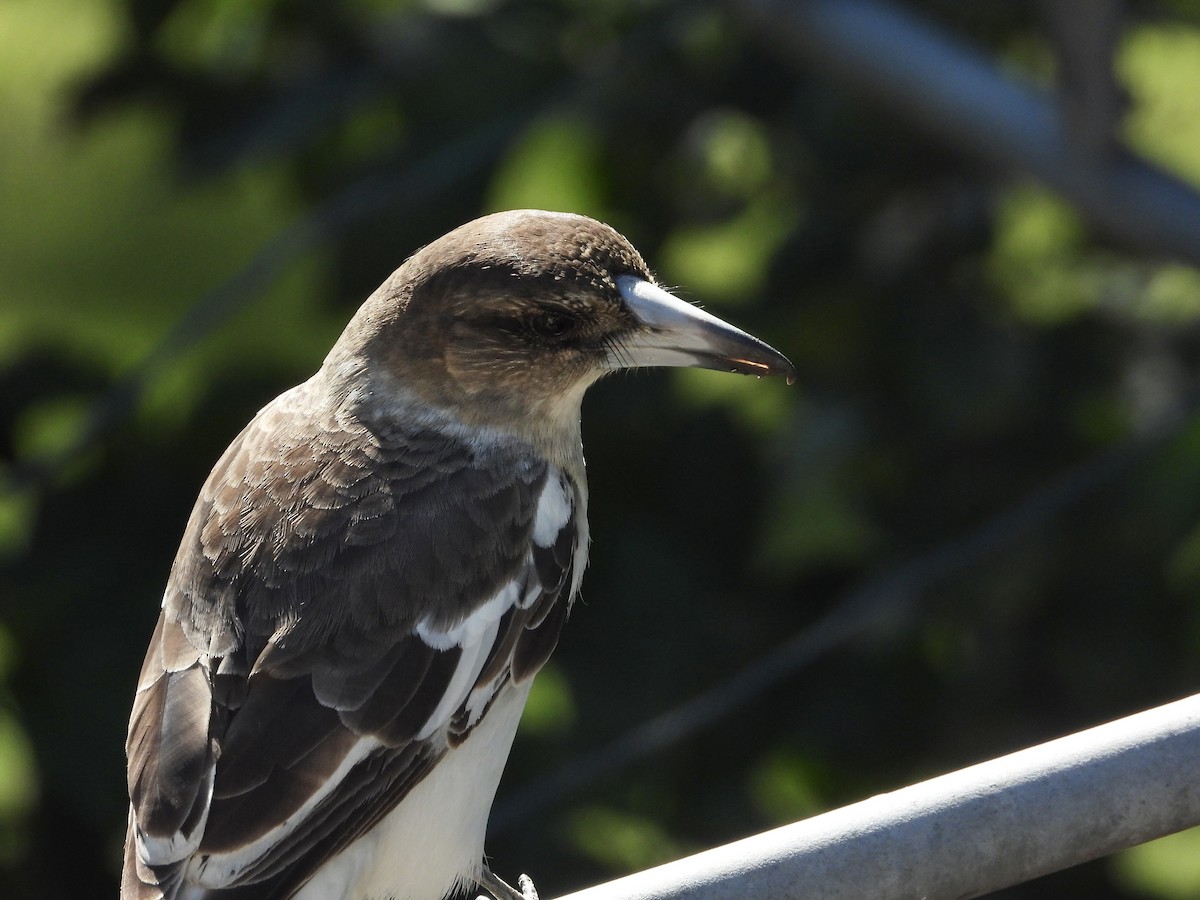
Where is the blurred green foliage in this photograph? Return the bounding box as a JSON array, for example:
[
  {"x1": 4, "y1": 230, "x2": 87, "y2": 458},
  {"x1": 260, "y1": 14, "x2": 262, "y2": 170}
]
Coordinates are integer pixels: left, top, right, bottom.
[
  {"x1": 1114, "y1": 826, "x2": 1200, "y2": 900},
  {"x1": 4, "y1": 0, "x2": 1200, "y2": 897}
]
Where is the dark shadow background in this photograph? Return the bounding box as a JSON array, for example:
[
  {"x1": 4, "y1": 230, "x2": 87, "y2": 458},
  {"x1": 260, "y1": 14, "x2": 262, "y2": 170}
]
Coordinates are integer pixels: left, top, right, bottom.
[{"x1": 2, "y1": 0, "x2": 1200, "y2": 896}]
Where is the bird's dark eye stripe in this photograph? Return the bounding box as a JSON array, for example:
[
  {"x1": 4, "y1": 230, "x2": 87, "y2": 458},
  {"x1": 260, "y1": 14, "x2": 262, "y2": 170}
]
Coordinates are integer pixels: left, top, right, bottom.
[
  {"x1": 526, "y1": 310, "x2": 577, "y2": 340},
  {"x1": 464, "y1": 309, "x2": 578, "y2": 341}
]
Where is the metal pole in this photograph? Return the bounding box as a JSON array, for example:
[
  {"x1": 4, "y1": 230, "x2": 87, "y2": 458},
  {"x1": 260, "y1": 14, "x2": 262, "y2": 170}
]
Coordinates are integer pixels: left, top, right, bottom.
[{"x1": 550, "y1": 693, "x2": 1200, "y2": 899}]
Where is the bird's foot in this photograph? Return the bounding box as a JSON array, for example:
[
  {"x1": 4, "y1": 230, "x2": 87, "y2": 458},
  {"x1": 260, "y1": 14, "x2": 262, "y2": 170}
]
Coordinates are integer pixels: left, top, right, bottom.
[{"x1": 478, "y1": 867, "x2": 539, "y2": 900}]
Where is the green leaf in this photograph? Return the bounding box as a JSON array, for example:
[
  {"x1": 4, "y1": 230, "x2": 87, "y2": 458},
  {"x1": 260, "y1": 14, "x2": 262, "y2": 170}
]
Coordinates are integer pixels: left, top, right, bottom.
[
  {"x1": 1121, "y1": 23, "x2": 1200, "y2": 184},
  {"x1": 487, "y1": 115, "x2": 607, "y2": 218},
  {"x1": 1112, "y1": 826, "x2": 1200, "y2": 899},
  {"x1": 568, "y1": 805, "x2": 681, "y2": 872},
  {"x1": 747, "y1": 749, "x2": 828, "y2": 823},
  {"x1": 518, "y1": 663, "x2": 576, "y2": 738},
  {"x1": 660, "y1": 194, "x2": 798, "y2": 303},
  {"x1": 987, "y1": 185, "x2": 1091, "y2": 325}
]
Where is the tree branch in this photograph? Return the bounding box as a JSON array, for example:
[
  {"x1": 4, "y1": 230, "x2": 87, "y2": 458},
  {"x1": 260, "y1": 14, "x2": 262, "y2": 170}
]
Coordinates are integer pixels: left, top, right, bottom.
[{"x1": 735, "y1": 0, "x2": 1200, "y2": 265}]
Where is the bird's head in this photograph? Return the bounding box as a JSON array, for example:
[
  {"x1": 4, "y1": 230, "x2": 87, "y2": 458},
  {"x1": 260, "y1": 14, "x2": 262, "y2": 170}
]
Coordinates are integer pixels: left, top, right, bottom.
[{"x1": 328, "y1": 209, "x2": 794, "y2": 451}]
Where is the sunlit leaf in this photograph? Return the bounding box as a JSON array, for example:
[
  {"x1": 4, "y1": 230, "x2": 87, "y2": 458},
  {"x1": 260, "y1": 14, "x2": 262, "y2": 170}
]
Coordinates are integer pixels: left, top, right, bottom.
[
  {"x1": 987, "y1": 185, "x2": 1091, "y2": 325},
  {"x1": 1112, "y1": 826, "x2": 1200, "y2": 899},
  {"x1": 487, "y1": 115, "x2": 607, "y2": 218},
  {"x1": 156, "y1": 0, "x2": 274, "y2": 71},
  {"x1": 0, "y1": 709, "x2": 36, "y2": 822},
  {"x1": 518, "y1": 662, "x2": 576, "y2": 738},
  {"x1": 747, "y1": 749, "x2": 828, "y2": 823},
  {"x1": 568, "y1": 805, "x2": 682, "y2": 872},
  {"x1": 0, "y1": 485, "x2": 35, "y2": 559},
  {"x1": 11, "y1": 397, "x2": 91, "y2": 463},
  {"x1": 686, "y1": 108, "x2": 773, "y2": 199},
  {"x1": 672, "y1": 367, "x2": 792, "y2": 436},
  {"x1": 0, "y1": 620, "x2": 38, "y2": 865},
  {"x1": 757, "y1": 476, "x2": 880, "y2": 577},
  {"x1": 660, "y1": 194, "x2": 798, "y2": 303},
  {"x1": 1141, "y1": 266, "x2": 1200, "y2": 322},
  {"x1": 1121, "y1": 24, "x2": 1200, "y2": 184}
]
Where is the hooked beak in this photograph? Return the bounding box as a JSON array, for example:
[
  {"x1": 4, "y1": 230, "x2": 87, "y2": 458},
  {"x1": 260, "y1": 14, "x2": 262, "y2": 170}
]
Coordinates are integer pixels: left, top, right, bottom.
[{"x1": 610, "y1": 276, "x2": 796, "y2": 384}]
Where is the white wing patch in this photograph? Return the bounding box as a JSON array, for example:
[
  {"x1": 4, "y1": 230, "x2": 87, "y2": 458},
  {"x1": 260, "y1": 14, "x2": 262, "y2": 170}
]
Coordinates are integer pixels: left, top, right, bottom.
[
  {"x1": 415, "y1": 578, "x2": 520, "y2": 651},
  {"x1": 532, "y1": 469, "x2": 572, "y2": 547},
  {"x1": 414, "y1": 613, "x2": 501, "y2": 742},
  {"x1": 418, "y1": 468, "x2": 575, "y2": 736},
  {"x1": 170, "y1": 465, "x2": 581, "y2": 896}
]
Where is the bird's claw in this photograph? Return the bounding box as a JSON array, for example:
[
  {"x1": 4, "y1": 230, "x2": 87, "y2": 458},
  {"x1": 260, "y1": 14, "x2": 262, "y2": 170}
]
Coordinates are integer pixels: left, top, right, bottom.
[{"x1": 478, "y1": 867, "x2": 539, "y2": 900}]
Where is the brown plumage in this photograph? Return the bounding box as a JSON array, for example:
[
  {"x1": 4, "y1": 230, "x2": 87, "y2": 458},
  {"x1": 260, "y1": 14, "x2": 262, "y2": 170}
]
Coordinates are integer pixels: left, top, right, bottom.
[{"x1": 123, "y1": 210, "x2": 794, "y2": 900}]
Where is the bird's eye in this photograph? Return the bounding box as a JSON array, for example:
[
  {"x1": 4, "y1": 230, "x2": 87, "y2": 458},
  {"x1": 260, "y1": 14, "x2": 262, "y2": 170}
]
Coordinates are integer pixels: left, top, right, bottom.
[{"x1": 528, "y1": 311, "x2": 576, "y2": 340}]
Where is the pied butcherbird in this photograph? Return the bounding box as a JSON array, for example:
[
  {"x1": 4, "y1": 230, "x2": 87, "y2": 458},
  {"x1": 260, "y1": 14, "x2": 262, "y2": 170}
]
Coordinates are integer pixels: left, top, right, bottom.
[{"x1": 123, "y1": 209, "x2": 794, "y2": 900}]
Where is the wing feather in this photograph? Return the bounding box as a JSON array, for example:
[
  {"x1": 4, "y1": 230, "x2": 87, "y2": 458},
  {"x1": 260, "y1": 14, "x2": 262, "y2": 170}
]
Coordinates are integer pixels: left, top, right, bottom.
[
  {"x1": 124, "y1": 382, "x2": 583, "y2": 899},
  {"x1": 127, "y1": 618, "x2": 215, "y2": 862}
]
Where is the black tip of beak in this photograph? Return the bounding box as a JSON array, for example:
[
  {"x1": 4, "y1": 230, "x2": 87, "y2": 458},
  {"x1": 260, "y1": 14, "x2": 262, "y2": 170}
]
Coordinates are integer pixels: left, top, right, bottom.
[
  {"x1": 712, "y1": 341, "x2": 796, "y2": 384},
  {"x1": 612, "y1": 276, "x2": 797, "y2": 386}
]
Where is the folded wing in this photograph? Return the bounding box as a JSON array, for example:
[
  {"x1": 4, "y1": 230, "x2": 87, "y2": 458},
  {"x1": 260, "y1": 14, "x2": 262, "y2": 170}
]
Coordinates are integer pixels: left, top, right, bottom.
[{"x1": 124, "y1": 387, "x2": 582, "y2": 899}]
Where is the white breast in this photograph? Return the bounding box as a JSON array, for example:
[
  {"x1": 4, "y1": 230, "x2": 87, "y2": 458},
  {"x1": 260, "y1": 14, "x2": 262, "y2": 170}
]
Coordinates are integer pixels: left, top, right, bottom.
[{"x1": 293, "y1": 681, "x2": 533, "y2": 900}]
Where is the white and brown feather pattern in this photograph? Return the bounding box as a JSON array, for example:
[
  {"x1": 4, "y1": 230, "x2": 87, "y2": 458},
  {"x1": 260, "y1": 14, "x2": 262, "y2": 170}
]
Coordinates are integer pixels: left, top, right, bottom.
[{"x1": 124, "y1": 382, "x2": 583, "y2": 899}]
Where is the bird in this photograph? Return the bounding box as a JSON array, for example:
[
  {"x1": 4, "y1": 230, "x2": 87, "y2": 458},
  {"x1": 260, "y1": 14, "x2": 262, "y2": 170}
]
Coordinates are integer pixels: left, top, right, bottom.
[{"x1": 122, "y1": 209, "x2": 795, "y2": 900}]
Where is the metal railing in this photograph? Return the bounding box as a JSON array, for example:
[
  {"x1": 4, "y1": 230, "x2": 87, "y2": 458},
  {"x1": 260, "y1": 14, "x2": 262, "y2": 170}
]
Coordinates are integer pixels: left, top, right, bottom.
[{"x1": 550, "y1": 693, "x2": 1200, "y2": 899}]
